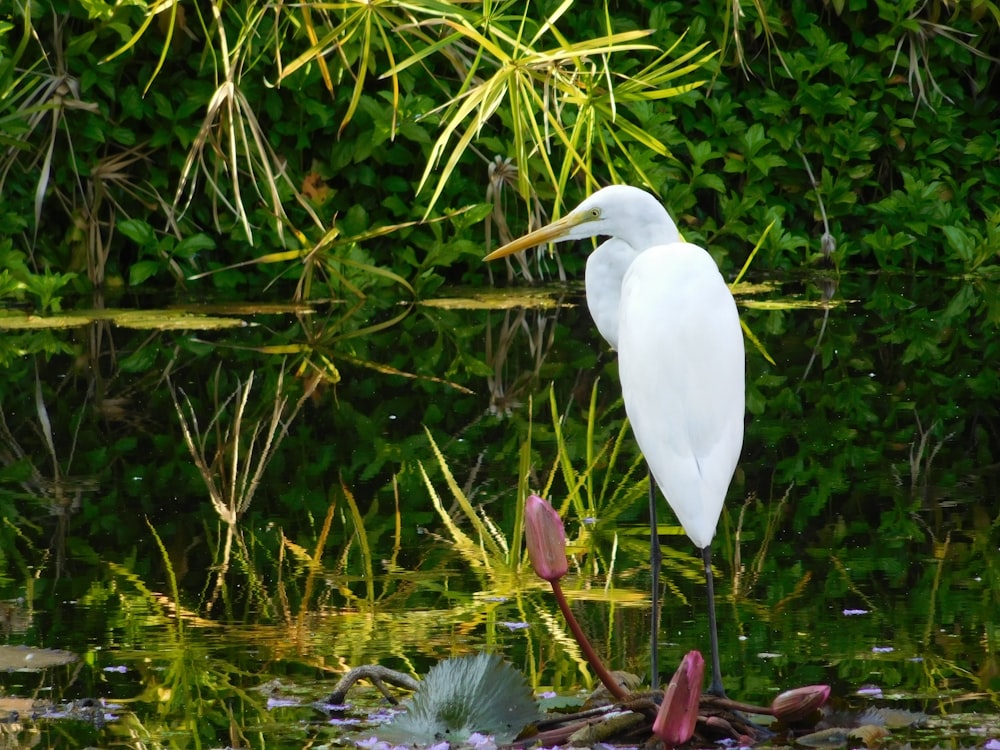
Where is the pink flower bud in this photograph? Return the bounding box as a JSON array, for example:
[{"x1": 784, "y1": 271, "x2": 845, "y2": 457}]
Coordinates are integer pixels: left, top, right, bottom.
[
  {"x1": 771, "y1": 684, "x2": 831, "y2": 723},
  {"x1": 524, "y1": 494, "x2": 568, "y2": 582},
  {"x1": 652, "y1": 651, "x2": 704, "y2": 747}
]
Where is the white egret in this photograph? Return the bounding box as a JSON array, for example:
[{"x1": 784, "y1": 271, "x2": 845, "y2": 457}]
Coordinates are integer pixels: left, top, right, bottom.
[{"x1": 484, "y1": 185, "x2": 744, "y2": 697}]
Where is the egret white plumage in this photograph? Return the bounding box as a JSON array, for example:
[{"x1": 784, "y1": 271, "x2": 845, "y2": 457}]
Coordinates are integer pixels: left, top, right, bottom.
[{"x1": 484, "y1": 185, "x2": 744, "y2": 697}]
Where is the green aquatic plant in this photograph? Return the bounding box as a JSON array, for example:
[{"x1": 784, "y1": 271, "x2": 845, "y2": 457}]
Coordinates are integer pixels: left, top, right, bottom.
[
  {"x1": 544, "y1": 382, "x2": 646, "y2": 530},
  {"x1": 379, "y1": 652, "x2": 538, "y2": 744},
  {"x1": 421, "y1": 425, "x2": 515, "y2": 575}
]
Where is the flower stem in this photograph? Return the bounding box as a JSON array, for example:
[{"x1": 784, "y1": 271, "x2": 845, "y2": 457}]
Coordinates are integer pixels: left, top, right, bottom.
[{"x1": 550, "y1": 579, "x2": 630, "y2": 701}]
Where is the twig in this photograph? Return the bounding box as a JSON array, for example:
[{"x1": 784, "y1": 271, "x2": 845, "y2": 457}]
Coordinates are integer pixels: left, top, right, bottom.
[{"x1": 326, "y1": 665, "x2": 420, "y2": 706}]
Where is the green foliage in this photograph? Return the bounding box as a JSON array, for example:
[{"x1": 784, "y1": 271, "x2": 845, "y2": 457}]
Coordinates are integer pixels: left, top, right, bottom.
[
  {"x1": 1, "y1": 0, "x2": 997, "y2": 301},
  {"x1": 0, "y1": 11, "x2": 996, "y2": 745},
  {"x1": 0, "y1": 240, "x2": 75, "y2": 311},
  {"x1": 118, "y1": 219, "x2": 216, "y2": 286},
  {"x1": 637, "y1": 0, "x2": 1000, "y2": 277},
  {"x1": 0, "y1": 0, "x2": 716, "y2": 302}
]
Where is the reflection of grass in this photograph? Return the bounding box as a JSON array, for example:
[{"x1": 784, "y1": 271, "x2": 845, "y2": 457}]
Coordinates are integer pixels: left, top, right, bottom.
[
  {"x1": 545, "y1": 384, "x2": 645, "y2": 530},
  {"x1": 0, "y1": 363, "x2": 99, "y2": 579},
  {"x1": 421, "y1": 420, "x2": 631, "y2": 692},
  {"x1": 420, "y1": 384, "x2": 679, "y2": 583},
  {"x1": 419, "y1": 385, "x2": 660, "y2": 690},
  {"x1": 421, "y1": 425, "x2": 516, "y2": 577},
  {"x1": 170, "y1": 365, "x2": 309, "y2": 611},
  {"x1": 97, "y1": 526, "x2": 266, "y2": 746}
]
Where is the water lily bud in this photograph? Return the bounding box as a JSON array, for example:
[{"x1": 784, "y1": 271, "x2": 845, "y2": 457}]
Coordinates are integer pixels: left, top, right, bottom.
[
  {"x1": 524, "y1": 494, "x2": 568, "y2": 582},
  {"x1": 652, "y1": 651, "x2": 704, "y2": 747},
  {"x1": 771, "y1": 684, "x2": 831, "y2": 723}
]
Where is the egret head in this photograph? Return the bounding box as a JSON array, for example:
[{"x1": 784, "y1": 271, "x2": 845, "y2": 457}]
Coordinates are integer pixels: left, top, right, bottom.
[{"x1": 484, "y1": 185, "x2": 679, "y2": 261}]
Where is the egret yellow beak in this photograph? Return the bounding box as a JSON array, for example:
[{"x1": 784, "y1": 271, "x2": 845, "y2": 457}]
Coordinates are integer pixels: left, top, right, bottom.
[{"x1": 482, "y1": 212, "x2": 587, "y2": 261}]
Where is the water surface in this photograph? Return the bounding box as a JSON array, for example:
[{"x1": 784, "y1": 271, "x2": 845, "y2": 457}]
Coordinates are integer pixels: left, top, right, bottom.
[{"x1": 0, "y1": 269, "x2": 997, "y2": 746}]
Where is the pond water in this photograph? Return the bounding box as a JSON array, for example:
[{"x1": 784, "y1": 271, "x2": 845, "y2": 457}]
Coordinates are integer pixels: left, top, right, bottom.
[{"x1": 0, "y1": 268, "x2": 997, "y2": 748}]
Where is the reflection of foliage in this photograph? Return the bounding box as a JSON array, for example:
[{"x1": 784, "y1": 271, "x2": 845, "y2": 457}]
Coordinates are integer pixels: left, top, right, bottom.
[
  {"x1": 0, "y1": 265, "x2": 997, "y2": 740},
  {"x1": 732, "y1": 268, "x2": 1000, "y2": 701},
  {"x1": 0, "y1": 365, "x2": 98, "y2": 579},
  {"x1": 96, "y1": 556, "x2": 271, "y2": 747},
  {"x1": 170, "y1": 365, "x2": 310, "y2": 610}
]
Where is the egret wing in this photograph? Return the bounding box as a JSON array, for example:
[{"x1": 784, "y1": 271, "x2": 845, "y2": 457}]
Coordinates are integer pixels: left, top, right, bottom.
[{"x1": 617, "y1": 242, "x2": 745, "y2": 549}]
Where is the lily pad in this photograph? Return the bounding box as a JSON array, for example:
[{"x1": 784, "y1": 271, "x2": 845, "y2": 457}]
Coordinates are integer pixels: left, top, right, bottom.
[
  {"x1": 741, "y1": 297, "x2": 852, "y2": 311},
  {"x1": 378, "y1": 653, "x2": 538, "y2": 744},
  {"x1": 0, "y1": 309, "x2": 247, "y2": 331},
  {"x1": 0, "y1": 645, "x2": 78, "y2": 671},
  {"x1": 110, "y1": 310, "x2": 247, "y2": 330},
  {"x1": 420, "y1": 288, "x2": 570, "y2": 311},
  {"x1": 0, "y1": 313, "x2": 95, "y2": 329}
]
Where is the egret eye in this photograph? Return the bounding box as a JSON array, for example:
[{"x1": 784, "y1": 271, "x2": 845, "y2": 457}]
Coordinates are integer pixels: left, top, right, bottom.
[{"x1": 589, "y1": 208, "x2": 601, "y2": 219}]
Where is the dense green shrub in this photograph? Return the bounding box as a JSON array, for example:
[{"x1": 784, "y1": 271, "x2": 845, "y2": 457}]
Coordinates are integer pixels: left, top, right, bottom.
[{"x1": 0, "y1": 0, "x2": 997, "y2": 305}]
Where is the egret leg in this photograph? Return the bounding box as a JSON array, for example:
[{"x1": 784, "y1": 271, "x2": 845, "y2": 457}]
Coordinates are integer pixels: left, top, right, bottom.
[
  {"x1": 648, "y1": 465, "x2": 662, "y2": 688},
  {"x1": 702, "y1": 545, "x2": 726, "y2": 697}
]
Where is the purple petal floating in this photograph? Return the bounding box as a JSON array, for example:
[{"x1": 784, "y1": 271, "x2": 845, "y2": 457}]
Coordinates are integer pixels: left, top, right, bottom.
[
  {"x1": 367, "y1": 707, "x2": 400, "y2": 724},
  {"x1": 102, "y1": 665, "x2": 129, "y2": 673},
  {"x1": 872, "y1": 646, "x2": 894, "y2": 653},
  {"x1": 467, "y1": 733, "x2": 497, "y2": 750},
  {"x1": 842, "y1": 609, "x2": 869, "y2": 616},
  {"x1": 983, "y1": 739, "x2": 1000, "y2": 750},
  {"x1": 328, "y1": 717, "x2": 363, "y2": 727},
  {"x1": 857, "y1": 685, "x2": 883, "y2": 698},
  {"x1": 499, "y1": 621, "x2": 529, "y2": 631},
  {"x1": 266, "y1": 697, "x2": 301, "y2": 709}
]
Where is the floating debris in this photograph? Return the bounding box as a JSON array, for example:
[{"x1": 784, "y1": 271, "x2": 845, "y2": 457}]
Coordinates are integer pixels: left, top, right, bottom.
[{"x1": 0, "y1": 645, "x2": 77, "y2": 671}]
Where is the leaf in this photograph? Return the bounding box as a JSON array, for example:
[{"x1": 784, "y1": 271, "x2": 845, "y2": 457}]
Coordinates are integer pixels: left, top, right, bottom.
[
  {"x1": 173, "y1": 233, "x2": 217, "y2": 260},
  {"x1": 796, "y1": 727, "x2": 852, "y2": 747},
  {"x1": 942, "y1": 225, "x2": 974, "y2": 263},
  {"x1": 128, "y1": 259, "x2": 161, "y2": 286},
  {"x1": 857, "y1": 706, "x2": 928, "y2": 729},
  {"x1": 118, "y1": 218, "x2": 157, "y2": 248},
  {"x1": 850, "y1": 724, "x2": 890, "y2": 746},
  {"x1": 380, "y1": 653, "x2": 538, "y2": 744}
]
